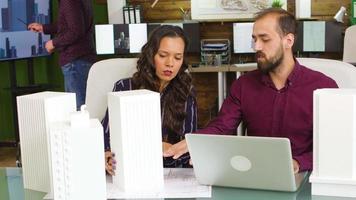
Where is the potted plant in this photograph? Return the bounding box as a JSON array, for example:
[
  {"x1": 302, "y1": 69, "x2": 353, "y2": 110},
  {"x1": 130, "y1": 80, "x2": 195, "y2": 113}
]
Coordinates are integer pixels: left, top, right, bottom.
[{"x1": 271, "y1": 0, "x2": 284, "y2": 8}]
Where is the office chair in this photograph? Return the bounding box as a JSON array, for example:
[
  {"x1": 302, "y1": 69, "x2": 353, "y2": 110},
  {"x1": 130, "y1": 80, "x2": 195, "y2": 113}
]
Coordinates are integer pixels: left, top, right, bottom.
[
  {"x1": 85, "y1": 58, "x2": 138, "y2": 121},
  {"x1": 343, "y1": 25, "x2": 356, "y2": 64},
  {"x1": 297, "y1": 58, "x2": 356, "y2": 88}
]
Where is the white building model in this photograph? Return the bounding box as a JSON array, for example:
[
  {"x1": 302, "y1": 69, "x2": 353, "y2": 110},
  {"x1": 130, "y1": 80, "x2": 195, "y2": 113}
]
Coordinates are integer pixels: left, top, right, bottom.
[
  {"x1": 310, "y1": 89, "x2": 356, "y2": 197},
  {"x1": 108, "y1": 89, "x2": 164, "y2": 193},
  {"x1": 49, "y1": 106, "x2": 106, "y2": 200},
  {"x1": 16, "y1": 92, "x2": 76, "y2": 192}
]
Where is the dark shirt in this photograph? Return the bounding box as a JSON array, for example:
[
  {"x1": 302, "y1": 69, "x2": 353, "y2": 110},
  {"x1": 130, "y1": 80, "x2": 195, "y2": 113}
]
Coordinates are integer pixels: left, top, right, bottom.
[
  {"x1": 43, "y1": 0, "x2": 96, "y2": 66},
  {"x1": 197, "y1": 61, "x2": 338, "y2": 171},
  {"x1": 102, "y1": 78, "x2": 198, "y2": 167}
]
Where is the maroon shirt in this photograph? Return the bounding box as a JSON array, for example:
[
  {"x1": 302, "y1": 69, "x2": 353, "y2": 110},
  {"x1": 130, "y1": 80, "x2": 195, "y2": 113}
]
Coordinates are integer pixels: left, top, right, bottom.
[
  {"x1": 43, "y1": 0, "x2": 96, "y2": 66},
  {"x1": 198, "y1": 61, "x2": 338, "y2": 171}
]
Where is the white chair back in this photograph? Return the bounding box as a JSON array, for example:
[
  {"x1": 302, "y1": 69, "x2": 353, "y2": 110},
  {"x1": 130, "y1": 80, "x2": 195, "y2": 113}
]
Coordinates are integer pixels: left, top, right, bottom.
[
  {"x1": 297, "y1": 58, "x2": 356, "y2": 88},
  {"x1": 343, "y1": 25, "x2": 356, "y2": 63},
  {"x1": 85, "y1": 58, "x2": 138, "y2": 120}
]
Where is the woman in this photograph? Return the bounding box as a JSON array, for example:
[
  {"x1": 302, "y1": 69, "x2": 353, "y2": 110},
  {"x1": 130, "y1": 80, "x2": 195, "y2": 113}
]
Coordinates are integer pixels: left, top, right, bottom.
[{"x1": 102, "y1": 25, "x2": 197, "y2": 175}]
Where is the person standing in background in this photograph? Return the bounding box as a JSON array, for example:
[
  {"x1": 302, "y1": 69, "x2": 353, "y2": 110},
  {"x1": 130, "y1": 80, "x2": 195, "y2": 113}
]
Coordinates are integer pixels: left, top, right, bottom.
[{"x1": 28, "y1": 0, "x2": 96, "y2": 109}]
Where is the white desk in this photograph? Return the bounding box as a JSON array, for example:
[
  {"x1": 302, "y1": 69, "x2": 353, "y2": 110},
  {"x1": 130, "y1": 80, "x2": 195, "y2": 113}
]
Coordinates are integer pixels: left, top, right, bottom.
[{"x1": 5, "y1": 167, "x2": 352, "y2": 200}]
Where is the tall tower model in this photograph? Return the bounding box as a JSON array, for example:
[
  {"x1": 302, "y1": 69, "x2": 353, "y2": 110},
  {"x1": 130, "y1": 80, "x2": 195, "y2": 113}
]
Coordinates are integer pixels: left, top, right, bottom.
[
  {"x1": 17, "y1": 92, "x2": 76, "y2": 192},
  {"x1": 108, "y1": 89, "x2": 164, "y2": 193},
  {"x1": 310, "y1": 89, "x2": 356, "y2": 197},
  {"x1": 49, "y1": 106, "x2": 106, "y2": 200}
]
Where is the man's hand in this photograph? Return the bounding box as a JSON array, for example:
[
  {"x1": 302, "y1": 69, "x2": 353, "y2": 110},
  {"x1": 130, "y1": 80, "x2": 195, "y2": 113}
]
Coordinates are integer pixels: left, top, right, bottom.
[
  {"x1": 28, "y1": 23, "x2": 43, "y2": 33},
  {"x1": 163, "y1": 139, "x2": 188, "y2": 159},
  {"x1": 45, "y1": 40, "x2": 55, "y2": 53},
  {"x1": 105, "y1": 151, "x2": 116, "y2": 176},
  {"x1": 293, "y1": 159, "x2": 300, "y2": 174}
]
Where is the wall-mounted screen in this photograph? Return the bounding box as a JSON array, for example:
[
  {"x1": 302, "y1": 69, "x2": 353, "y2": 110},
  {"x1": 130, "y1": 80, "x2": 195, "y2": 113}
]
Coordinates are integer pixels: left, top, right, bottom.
[
  {"x1": 0, "y1": 0, "x2": 51, "y2": 61},
  {"x1": 95, "y1": 23, "x2": 148, "y2": 55},
  {"x1": 95, "y1": 22, "x2": 200, "y2": 55}
]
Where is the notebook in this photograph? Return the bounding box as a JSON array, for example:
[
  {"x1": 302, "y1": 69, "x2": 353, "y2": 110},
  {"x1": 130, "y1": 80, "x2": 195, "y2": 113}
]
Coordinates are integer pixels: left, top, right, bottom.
[{"x1": 186, "y1": 134, "x2": 307, "y2": 192}]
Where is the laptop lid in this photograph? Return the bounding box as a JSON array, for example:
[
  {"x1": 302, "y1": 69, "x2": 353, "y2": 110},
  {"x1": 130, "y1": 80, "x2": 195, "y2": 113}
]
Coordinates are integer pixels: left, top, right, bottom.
[{"x1": 186, "y1": 134, "x2": 306, "y2": 192}]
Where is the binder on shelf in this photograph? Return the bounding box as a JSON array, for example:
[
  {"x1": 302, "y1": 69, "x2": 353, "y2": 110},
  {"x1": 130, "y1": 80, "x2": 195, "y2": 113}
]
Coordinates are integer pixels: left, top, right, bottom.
[{"x1": 123, "y1": 5, "x2": 142, "y2": 24}]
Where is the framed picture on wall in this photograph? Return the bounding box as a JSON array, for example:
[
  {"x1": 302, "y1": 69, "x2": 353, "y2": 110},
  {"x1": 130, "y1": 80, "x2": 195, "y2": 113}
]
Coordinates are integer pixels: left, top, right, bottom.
[{"x1": 191, "y1": 0, "x2": 287, "y2": 21}]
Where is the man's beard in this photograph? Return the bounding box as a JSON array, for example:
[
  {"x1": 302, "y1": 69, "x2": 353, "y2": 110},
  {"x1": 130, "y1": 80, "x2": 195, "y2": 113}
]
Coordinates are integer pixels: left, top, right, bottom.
[{"x1": 255, "y1": 48, "x2": 284, "y2": 74}]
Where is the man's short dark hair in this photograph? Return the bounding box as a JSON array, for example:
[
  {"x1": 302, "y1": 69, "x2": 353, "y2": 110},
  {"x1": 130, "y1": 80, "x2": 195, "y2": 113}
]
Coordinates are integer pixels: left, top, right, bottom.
[{"x1": 255, "y1": 8, "x2": 298, "y2": 38}]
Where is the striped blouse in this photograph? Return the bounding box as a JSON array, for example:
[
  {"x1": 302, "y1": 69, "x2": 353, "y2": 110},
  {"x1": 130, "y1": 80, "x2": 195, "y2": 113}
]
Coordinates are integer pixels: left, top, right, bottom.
[{"x1": 101, "y1": 78, "x2": 197, "y2": 167}]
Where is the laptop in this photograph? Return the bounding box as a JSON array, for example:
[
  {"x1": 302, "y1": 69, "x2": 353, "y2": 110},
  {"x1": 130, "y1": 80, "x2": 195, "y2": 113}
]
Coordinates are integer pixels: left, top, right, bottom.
[{"x1": 186, "y1": 134, "x2": 308, "y2": 192}]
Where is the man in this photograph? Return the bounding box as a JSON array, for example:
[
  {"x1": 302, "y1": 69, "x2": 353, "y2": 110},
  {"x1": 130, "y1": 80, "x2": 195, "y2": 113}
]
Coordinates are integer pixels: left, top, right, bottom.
[
  {"x1": 28, "y1": 0, "x2": 96, "y2": 109},
  {"x1": 164, "y1": 8, "x2": 338, "y2": 173}
]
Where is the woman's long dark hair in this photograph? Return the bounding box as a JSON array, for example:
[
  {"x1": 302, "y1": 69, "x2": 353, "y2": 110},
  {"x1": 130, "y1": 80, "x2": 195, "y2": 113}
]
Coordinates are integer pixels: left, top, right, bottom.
[{"x1": 132, "y1": 25, "x2": 193, "y2": 135}]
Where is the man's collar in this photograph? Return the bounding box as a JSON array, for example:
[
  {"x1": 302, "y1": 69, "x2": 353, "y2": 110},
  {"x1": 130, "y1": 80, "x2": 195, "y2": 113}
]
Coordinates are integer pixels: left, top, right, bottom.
[{"x1": 260, "y1": 58, "x2": 301, "y2": 88}]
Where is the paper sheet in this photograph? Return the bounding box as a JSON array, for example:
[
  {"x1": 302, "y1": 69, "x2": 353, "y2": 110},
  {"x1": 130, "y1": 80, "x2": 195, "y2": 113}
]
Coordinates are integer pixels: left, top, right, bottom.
[
  {"x1": 45, "y1": 168, "x2": 211, "y2": 199},
  {"x1": 129, "y1": 24, "x2": 147, "y2": 53},
  {"x1": 303, "y1": 21, "x2": 325, "y2": 52},
  {"x1": 233, "y1": 23, "x2": 255, "y2": 53},
  {"x1": 107, "y1": 168, "x2": 211, "y2": 199},
  {"x1": 95, "y1": 25, "x2": 115, "y2": 54}
]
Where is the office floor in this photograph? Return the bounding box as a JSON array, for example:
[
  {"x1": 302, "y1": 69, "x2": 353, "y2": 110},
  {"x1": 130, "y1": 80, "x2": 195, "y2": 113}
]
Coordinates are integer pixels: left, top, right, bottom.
[{"x1": 0, "y1": 147, "x2": 17, "y2": 167}]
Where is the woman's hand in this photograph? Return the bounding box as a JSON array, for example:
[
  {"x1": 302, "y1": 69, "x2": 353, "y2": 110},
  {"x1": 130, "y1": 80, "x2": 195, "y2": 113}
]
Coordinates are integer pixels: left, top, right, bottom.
[
  {"x1": 162, "y1": 142, "x2": 172, "y2": 153},
  {"x1": 163, "y1": 139, "x2": 188, "y2": 159},
  {"x1": 105, "y1": 151, "x2": 116, "y2": 176}
]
